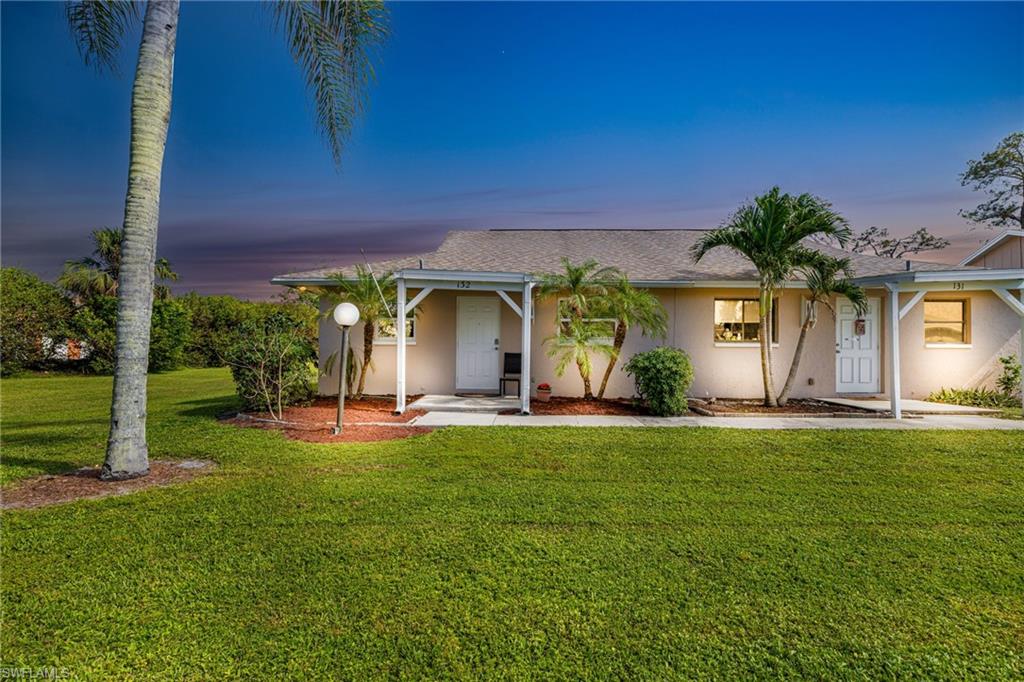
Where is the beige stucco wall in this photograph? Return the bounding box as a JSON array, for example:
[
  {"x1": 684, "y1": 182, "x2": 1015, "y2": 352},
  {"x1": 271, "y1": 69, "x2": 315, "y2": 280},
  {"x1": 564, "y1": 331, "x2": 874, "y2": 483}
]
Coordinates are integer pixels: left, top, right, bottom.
[
  {"x1": 318, "y1": 286, "x2": 1022, "y2": 401},
  {"x1": 965, "y1": 236, "x2": 1023, "y2": 269}
]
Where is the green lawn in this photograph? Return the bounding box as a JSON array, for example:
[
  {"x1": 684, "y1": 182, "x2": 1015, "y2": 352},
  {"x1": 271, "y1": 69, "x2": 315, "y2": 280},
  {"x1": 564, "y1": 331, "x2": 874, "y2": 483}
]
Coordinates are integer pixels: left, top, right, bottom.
[{"x1": 2, "y1": 369, "x2": 1023, "y2": 679}]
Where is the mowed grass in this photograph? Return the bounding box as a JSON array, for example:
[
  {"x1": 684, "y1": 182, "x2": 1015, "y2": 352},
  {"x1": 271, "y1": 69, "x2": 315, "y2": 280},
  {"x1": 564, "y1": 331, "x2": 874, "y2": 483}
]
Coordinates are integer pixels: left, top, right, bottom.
[{"x1": 2, "y1": 370, "x2": 1023, "y2": 679}]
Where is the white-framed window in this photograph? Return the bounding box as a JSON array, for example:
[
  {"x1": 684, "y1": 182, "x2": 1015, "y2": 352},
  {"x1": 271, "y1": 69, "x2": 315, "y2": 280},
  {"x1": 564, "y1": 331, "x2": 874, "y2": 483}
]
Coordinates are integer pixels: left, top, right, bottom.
[
  {"x1": 714, "y1": 298, "x2": 779, "y2": 344},
  {"x1": 373, "y1": 316, "x2": 416, "y2": 345},
  {"x1": 924, "y1": 299, "x2": 970, "y2": 346},
  {"x1": 557, "y1": 298, "x2": 616, "y2": 345}
]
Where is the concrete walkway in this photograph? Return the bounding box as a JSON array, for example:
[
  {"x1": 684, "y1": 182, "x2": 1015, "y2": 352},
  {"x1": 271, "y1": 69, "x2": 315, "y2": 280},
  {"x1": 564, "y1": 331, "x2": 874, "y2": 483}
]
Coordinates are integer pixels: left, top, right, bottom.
[
  {"x1": 409, "y1": 394, "x2": 520, "y2": 412},
  {"x1": 411, "y1": 411, "x2": 1024, "y2": 430},
  {"x1": 819, "y1": 397, "x2": 998, "y2": 415}
]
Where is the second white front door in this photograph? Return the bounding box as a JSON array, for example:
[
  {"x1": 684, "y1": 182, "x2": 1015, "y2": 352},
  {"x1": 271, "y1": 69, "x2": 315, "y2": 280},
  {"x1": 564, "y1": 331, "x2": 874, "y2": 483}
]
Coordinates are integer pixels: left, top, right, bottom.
[
  {"x1": 456, "y1": 296, "x2": 501, "y2": 392},
  {"x1": 835, "y1": 296, "x2": 880, "y2": 393}
]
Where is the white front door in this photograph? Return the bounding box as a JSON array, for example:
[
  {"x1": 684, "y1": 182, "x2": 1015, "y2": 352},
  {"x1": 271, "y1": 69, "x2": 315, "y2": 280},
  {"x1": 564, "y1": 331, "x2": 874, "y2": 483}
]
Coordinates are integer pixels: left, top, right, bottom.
[
  {"x1": 456, "y1": 296, "x2": 501, "y2": 392},
  {"x1": 835, "y1": 296, "x2": 880, "y2": 393}
]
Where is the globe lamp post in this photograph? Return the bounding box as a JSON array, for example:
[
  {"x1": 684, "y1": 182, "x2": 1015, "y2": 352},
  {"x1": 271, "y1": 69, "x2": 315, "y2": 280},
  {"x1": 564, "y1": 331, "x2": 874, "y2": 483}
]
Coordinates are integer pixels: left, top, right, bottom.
[{"x1": 331, "y1": 302, "x2": 360, "y2": 435}]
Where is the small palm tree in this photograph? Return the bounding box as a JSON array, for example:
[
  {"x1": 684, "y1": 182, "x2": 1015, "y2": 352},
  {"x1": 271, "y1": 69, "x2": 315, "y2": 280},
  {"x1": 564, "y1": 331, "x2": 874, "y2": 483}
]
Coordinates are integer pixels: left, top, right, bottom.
[
  {"x1": 537, "y1": 258, "x2": 621, "y2": 320},
  {"x1": 66, "y1": 1, "x2": 387, "y2": 479},
  {"x1": 595, "y1": 278, "x2": 668, "y2": 399},
  {"x1": 59, "y1": 228, "x2": 178, "y2": 300},
  {"x1": 327, "y1": 267, "x2": 396, "y2": 399},
  {"x1": 537, "y1": 258, "x2": 620, "y2": 398},
  {"x1": 545, "y1": 316, "x2": 612, "y2": 400},
  {"x1": 777, "y1": 257, "x2": 867, "y2": 406},
  {"x1": 691, "y1": 187, "x2": 852, "y2": 406}
]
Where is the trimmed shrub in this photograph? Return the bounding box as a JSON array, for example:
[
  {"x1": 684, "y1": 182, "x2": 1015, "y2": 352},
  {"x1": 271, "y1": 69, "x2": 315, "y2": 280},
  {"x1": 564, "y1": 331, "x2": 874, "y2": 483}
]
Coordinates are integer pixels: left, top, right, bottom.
[
  {"x1": 0, "y1": 268, "x2": 73, "y2": 375},
  {"x1": 624, "y1": 346, "x2": 694, "y2": 416},
  {"x1": 71, "y1": 296, "x2": 191, "y2": 373},
  {"x1": 225, "y1": 312, "x2": 316, "y2": 419},
  {"x1": 927, "y1": 387, "x2": 1019, "y2": 409}
]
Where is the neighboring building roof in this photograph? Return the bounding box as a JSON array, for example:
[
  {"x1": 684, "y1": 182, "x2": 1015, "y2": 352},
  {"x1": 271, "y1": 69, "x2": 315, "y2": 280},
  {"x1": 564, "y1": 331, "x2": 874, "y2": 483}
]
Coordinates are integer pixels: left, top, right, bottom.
[
  {"x1": 959, "y1": 229, "x2": 1024, "y2": 265},
  {"x1": 272, "y1": 228, "x2": 974, "y2": 286}
]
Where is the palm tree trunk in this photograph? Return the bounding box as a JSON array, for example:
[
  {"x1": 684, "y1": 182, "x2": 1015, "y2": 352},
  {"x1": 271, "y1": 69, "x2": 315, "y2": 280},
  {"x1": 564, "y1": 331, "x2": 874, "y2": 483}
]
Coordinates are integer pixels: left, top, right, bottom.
[
  {"x1": 356, "y1": 321, "x2": 374, "y2": 399},
  {"x1": 759, "y1": 290, "x2": 777, "y2": 407},
  {"x1": 777, "y1": 315, "x2": 814, "y2": 407},
  {"x1": 578, "y1": 357, "x2": 594, "y2": 400},
  {"x1": 101, "y1": 1, "x2": 179, "y2": 481},
  {"x1": 597, "y1": 322, "x2": 627, "y2": 399}
]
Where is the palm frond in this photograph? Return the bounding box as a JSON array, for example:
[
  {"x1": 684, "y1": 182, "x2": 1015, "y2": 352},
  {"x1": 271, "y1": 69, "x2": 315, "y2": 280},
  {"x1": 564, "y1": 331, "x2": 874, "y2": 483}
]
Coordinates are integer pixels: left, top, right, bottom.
[
  {"x1": 272, "y1": 1, "x2": 387, "y2": 165},
  {"x1": 65, "y1": 0, "x2": 139, "y2": 71}
]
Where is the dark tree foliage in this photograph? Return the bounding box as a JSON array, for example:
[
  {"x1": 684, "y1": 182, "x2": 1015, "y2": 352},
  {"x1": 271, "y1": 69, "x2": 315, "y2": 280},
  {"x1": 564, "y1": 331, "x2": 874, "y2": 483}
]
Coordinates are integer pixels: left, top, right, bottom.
[
  {"x1": 0, "y1": 268, "x2": 74, "y2": 376},
  {"x1": 71, "y1": 296, "x2": 191, "y2": 374},
  {"x1": 960, "y1": 131, "x2": 1024, "y2": 229},
  {"x1": 850, "y1": 226, "x2": 951, "y2": 259}
]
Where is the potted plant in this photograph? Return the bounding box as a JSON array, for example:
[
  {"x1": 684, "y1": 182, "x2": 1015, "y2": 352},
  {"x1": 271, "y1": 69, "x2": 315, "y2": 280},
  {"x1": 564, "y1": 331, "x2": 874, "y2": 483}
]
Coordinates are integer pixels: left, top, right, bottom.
[{"x1": 536, "y1": 383, "x2": 552, "y2": 402}]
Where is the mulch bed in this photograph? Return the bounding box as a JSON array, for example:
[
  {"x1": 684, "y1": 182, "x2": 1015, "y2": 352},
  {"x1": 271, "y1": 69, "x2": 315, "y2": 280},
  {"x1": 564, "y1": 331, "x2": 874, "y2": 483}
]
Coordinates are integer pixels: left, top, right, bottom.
[
  {"x1": 510, "y1": 397, "x2": 650, "y2": 416},
  {"x1": 689, "y1": 398, "x2": 875, "y2": 417},
  {"x1": 229, "y1": 396, "x2": 432, "y2": 443},
  {"x1": 2, "y1": 459, "x2": 216, "y2": 510}
]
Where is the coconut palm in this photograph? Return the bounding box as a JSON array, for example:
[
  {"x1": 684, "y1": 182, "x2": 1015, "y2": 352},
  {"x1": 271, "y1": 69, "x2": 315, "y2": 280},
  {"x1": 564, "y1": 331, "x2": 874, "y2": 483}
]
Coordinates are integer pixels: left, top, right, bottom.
[
  {"x1": 59, "y1": 227, "x2": 178, "y2": 301},
  {"x1": 595, "y1": 278, "x2": 667, "y2": 399},
  {"x1": 777, "y1": 256, "x2": 867, "y2": 406},
  {"x1": 545, "y1": 316, "x2": 613, "y2": 400},
  {"x1": 66, "y1": 1, "x2": 387, "y2": 479},
  {"x1": 327, "y1": 267, "x2": 396, "y2": 399},
  {"x1": 691, "y1": 188, "x2": 852, "y2": 406}
]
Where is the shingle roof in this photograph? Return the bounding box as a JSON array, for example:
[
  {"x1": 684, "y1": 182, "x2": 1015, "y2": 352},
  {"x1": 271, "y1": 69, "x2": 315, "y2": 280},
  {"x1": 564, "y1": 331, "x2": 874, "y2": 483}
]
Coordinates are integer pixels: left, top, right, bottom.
[{"x1": 272, "y1": 229, "x2": 974, "y2": 284}]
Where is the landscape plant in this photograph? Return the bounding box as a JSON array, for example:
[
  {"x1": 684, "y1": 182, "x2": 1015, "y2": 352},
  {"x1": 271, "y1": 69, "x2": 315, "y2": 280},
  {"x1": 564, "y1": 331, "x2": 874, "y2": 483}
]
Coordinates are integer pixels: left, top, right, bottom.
[
  {"x1": 926, "y1": 386, "x2": 1019, "y2": 409},
  {"x1": 0, "y1": 268, "x2": 73, "y2": 376},
  {"x1": 225, "y1": 313, "x2": 316, "y2": 420},
  {"x1": 58, "y1": 227, "x2": 178, "y2": 301},
  {"x1": 624, "y1": 346, "x2": 694, "y2": 416},
  {"x1": 691, "y1": 187, "x2": 852, "y2": 407},
  {"x1": 595, "y1": 278, "x2": 668, "y2": 399},
  {"x1": 996, "y1": 354, "x2": 1021, "y2": 398},
  {"x1": 64, "y1": 0, "x2": 387, "y2": 479},
  {"x1": 776, "y1": 256, "x2": 867, "y2": 406},
  {"x1": 71, "y1": 296, "x2": 191, "y2": 374},
  {"x1": 327, "y1": 267, "x2": 397, "y2": 398},
  {"x1": 537, "y1": 258, "x2": 621, "y2": 398}
]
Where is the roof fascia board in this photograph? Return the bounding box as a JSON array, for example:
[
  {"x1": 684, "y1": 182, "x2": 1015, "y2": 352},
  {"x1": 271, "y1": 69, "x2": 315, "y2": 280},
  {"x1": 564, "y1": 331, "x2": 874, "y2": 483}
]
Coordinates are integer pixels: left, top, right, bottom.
[{"x1": 959, "y1": 230, "x2": 1024, "y2": 265}]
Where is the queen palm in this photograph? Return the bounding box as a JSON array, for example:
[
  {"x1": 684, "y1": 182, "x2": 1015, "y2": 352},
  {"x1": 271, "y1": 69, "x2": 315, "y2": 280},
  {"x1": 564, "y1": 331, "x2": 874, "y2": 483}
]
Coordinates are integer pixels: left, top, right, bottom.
[
  {"x1": 59, "y1": 227, "x2": 178, "y2": 301},
  {"x1": 776, "y1": 256, "x2": 867, "y2": 406},
  {"x1": 67, "y1": 1, "x2": 387, "y2": 479},
  {"x1": 691, "y1": 187, "x2": 852, "y2": 407},
  {"x1": 537, "y1": 258, "x2": 621, "y2": 398},
  {"x1": 595, "y1": 277, "x2": 667, "y2": 399},
  {"x1": 328, "y1": 267, "x2": 396, "y2": 399}
]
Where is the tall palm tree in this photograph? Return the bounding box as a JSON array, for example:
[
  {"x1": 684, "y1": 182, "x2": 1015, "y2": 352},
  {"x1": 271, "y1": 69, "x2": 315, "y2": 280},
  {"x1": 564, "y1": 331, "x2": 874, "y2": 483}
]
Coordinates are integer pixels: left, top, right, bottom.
[
  {"x1": 537, "y1": 258, "x2": 621, "y2": 399},
  {"x1": 59, "y1": 227, "x2": 178, "y2": 300},
  {"x1": 327, "y1": 267, "x2": 396, "y2": 399},
  {"x1": 691, "y1": 187, "x2": 852, "y2": 406},
  {"x1": 595, "y1": 278, "x2": 667, "y2": 399},
  {"x1": 67, "y1": 1, "x2": 387, "y2": 480},
  {"x1": 777, "y1": 256, "x2": 867, "y2": 406},
  {"x1": 545, "y1": 317, "x2": 613, "y2": 400}
]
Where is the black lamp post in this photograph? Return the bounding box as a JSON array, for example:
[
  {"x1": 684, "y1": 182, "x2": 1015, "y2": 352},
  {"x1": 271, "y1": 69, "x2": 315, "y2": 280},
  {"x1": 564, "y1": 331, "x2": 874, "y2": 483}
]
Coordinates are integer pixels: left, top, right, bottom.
[{"x1": 331, "y1": 302, "x2": 360, "y2": 435}]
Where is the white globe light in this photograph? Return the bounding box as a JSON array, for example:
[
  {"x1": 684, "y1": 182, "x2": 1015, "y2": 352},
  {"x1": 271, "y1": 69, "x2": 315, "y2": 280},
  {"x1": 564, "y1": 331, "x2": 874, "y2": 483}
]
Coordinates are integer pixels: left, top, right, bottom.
[{"x1": 333, "y1": 302, "x2": 360, "y2": 327}]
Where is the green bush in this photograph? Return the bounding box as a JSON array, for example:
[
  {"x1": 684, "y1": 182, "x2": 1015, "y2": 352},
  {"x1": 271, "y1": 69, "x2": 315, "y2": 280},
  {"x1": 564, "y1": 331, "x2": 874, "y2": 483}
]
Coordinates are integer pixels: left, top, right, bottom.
[
  {"x1": 624, "y1": 346, "x2": 694, "y2": 416},
  {"x1": 997, "y1": 355, "x2": 1021, "y2": 398},
  {"x1": 0, "y1": 268, "x2": 73, "y2": 375},
  {"x1": 180, "y1": 293, "x2": 318, "y2": 368},
  {"x1": 71, "y1": 296, "x2": 191, "y2": 373},
  {"x1": 225, "y1": 312, "x2": 316, "y2": 419},
  {"x1": 927, "y1": 387, "x2": 1019, "y2": 409}
]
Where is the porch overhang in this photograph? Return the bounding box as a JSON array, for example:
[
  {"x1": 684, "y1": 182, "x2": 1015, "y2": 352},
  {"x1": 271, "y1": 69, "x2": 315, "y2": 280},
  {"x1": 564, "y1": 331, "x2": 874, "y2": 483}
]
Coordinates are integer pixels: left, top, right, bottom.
[{"x1": 858, "y1": 267, "x2": 1024, "y2": 419}]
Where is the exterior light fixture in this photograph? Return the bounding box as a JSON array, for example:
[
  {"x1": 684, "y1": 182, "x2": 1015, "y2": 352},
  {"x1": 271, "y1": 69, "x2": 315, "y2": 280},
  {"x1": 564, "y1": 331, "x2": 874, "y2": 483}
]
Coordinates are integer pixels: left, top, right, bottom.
[{"x1": 331, "y1": 302, "x2": 361, "y2": 435}]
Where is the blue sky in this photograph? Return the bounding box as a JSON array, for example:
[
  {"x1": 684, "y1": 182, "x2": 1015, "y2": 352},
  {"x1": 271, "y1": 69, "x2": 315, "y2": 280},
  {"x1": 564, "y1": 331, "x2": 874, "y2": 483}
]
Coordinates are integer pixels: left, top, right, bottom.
[{"x1": 3, "y1": 1, "x2": 1022, "y2": 297}]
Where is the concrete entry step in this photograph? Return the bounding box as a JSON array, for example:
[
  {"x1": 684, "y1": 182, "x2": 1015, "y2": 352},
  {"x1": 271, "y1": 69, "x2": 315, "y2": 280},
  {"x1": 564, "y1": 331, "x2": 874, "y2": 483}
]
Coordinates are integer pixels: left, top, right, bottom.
[{"x1": 408, "y1": 394, "x2": 521, "y2": 413}]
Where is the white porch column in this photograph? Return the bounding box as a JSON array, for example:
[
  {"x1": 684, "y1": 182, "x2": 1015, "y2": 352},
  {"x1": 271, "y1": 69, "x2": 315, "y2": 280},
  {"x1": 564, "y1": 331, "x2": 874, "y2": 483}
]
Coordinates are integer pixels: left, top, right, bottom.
[
  {"x1": 886, "y1": 283, "x2": 902, "y2": 419},
  {"x1": 395, "y1": 277, "x2": 407, "y2": 414},
  {"x1": 520, "y1": 281, "x2": 534, "y2": 414}
]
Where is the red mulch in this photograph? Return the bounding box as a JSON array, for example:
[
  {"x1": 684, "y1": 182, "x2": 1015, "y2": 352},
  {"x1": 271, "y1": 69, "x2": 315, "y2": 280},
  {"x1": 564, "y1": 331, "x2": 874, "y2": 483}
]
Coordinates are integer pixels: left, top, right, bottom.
[
  {"x1": 691, "y1": 399, "x2": 870, "y2": 415},
  {"x1": 2, "y1": 459, "x2": 215, "y2": 510},
  {"x1": 230, "y1": 396, "x2": 432, "y2": 443},
  {"x1": 515, "y1": 397, "x2": 649, "y2": 416}
]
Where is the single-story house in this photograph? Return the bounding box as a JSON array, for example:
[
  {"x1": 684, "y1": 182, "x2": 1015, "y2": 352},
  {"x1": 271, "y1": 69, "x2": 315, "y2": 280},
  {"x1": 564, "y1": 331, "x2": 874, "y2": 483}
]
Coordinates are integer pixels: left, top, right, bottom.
[{"x1": 272, "y1": 229, "x2": 1024, "y2": 417}]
